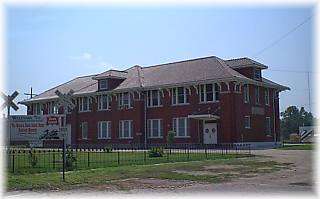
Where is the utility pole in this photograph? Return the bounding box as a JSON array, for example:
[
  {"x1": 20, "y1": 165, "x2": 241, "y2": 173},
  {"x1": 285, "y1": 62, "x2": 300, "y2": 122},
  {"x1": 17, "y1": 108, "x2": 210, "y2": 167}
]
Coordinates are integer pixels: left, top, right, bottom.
[
  {"x1": 24, "y1": 87, "x2": 37, "y2": 99},
  {"x1": 307, "y1": 71, "x2": 311, "y2": 112}
]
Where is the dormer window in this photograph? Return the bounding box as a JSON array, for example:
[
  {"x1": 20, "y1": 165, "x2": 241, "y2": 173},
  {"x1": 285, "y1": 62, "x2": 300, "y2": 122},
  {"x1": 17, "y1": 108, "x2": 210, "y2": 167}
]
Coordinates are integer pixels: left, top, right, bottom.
[
  {"x1": 254, "y1": 69, "x2": 261, "y2": 80},
  {"x1": 99, "y1": 79, "x2": 108, "y2": 90}
]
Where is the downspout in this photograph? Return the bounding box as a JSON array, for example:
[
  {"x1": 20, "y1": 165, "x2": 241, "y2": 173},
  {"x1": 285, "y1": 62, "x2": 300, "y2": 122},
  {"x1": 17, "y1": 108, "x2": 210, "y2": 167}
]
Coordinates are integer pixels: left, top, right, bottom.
[
  {"x1": 144, "y1": 93, "x2": 147, "y2": 148},
  {"x1": 272, "y1": 90, "x2": 277, "y2": 144}
]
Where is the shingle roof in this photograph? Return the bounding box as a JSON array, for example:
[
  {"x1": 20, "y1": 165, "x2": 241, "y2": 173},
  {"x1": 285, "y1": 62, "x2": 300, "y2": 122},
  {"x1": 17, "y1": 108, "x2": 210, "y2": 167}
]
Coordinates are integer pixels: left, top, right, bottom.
[
  {"x1": 225, "y1": 57, "x2": 268, "y2": 69},
  {"x1": 20, "y1": 55, "x2": 287, "y2": 104},
  {"x1": 93, "y1": 70, "x2": 127, "y2": 80}
]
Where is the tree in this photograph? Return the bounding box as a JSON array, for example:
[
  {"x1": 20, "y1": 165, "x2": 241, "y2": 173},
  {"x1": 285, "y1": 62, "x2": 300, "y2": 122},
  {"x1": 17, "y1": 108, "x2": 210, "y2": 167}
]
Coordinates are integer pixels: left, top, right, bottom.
[{"x1": 280, "y1": 106, "x2": 315, "y2": 139}]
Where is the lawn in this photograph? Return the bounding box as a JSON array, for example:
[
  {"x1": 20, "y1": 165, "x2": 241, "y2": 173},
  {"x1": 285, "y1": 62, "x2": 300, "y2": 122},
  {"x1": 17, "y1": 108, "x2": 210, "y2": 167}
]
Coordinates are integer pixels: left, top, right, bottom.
[
  {"x1": 277, "y1": 143, "x2": 314, "y2": 150},
  {"x1": 6, "y1": 148, "x2": 250, "y2": 174},
  {"x1": 7, "y1": 155, "x2": 291, "y2": 191}
]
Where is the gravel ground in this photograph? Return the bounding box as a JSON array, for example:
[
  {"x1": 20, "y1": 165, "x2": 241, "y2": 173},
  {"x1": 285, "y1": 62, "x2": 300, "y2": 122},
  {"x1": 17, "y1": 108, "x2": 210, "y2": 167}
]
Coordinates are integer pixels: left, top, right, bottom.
[{"x1": 5, "y1": 149, "x2": 315, "y2": 197}]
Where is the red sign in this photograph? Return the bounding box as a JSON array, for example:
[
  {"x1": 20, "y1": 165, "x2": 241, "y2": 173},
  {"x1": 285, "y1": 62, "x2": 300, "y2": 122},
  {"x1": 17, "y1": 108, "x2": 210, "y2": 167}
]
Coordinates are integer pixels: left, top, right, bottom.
[{"x1": 47, "y1": 116, "x2": 59, "y2": 125}]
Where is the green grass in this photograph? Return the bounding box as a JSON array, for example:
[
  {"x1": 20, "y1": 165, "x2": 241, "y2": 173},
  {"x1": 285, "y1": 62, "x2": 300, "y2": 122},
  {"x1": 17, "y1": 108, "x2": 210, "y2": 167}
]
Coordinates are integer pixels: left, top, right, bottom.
[
  {"x1": 7, "y1": 149, "x2": 250, "y2": 174},
  {"x1": 277, "y1": 143, "x2": 313, "y2": 150},
  {"x1": 7, "y1": 155, "x2": 290, "y2": 191}
]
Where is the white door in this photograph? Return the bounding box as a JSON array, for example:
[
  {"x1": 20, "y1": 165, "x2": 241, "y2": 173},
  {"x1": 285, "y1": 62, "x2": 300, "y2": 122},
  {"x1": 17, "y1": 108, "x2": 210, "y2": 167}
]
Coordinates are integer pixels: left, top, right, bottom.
[{"x1": 203, "y1": 122, "x2": 217, "y2": 144}]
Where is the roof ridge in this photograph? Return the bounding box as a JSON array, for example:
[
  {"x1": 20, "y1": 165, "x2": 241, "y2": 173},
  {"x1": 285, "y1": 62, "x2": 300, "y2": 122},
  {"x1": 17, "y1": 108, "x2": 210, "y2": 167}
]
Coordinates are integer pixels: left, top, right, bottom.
[{"x1": 141, "y1": 55, "x2": 218, "y2": 69}]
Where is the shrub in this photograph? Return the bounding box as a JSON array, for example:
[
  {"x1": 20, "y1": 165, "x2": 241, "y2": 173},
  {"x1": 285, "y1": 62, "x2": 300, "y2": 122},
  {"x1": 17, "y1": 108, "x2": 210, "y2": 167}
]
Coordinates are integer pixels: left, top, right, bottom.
[
  {"x1": 66, "y1": 149, "x2": 77, "y2": 170},
  {"x1": 167, "y1": 131, "x2": 175, "y2": 145},
  {"x1": 148, "y1": 147, "x2": 164, "y2": 158},
  {"x1": 29, "y1": 151, "x2": 38, "y2": 168},
  {"x1": 104, "y1": 145, "x2": 113, "y2": 153}
]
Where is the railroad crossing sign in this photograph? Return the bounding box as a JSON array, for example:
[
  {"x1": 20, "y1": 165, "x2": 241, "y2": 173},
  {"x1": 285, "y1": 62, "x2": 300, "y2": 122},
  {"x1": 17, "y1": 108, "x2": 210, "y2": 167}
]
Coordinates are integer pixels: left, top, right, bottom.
[
  {"x1": 55, "y1": 89, "x2": 76, "y2": 111},
  {"x1": 1, "y1": 91, "x2": 19, "y2": 114}
]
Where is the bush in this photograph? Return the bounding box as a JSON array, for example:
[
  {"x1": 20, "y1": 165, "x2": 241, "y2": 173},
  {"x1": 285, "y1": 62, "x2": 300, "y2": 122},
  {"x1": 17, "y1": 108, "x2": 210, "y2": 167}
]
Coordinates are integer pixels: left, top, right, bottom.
[
  {"x1": 148, "y1": 147, "x2": 164, "y2": 158},
  {"x1": 167, "y1": 131, "x2": 175, "y2": 145},
  {"x1": 66, "y1": 149, "x2": 77, "y2": 170},
  {"x1": 104, "y1": 145, "x2": 113, "y2": 153},
  {"x1": 29, "y1": 151, "x2": 38, "y2": 168}
]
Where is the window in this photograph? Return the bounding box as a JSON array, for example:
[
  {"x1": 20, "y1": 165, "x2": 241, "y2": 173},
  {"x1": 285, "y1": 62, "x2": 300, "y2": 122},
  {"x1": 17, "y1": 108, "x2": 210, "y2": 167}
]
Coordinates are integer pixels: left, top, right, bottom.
[
  {"x1": 98, "y1": 95, "x2": 111, "y2": 110},
  {"x1": 265, "y1": 117, "x2": 272, "y2": 136},
  {"x1": 254, "y1": 69, "x2": 261, "y2": 79},
  {"x1": 199, "y1": 83, "x2": 220, "y2": 103},
  {"x1": 244, "y1": 116, "x2": 251, "y2": 129},
  {"x1": 172, "y1": 117, "x2": 189, "y2": 137},
  {"x1": 172, "y1": 87, "x2": 189, "y2": 105},
  {"x1": 48, "y1": 101, "x2": 59, "y2": 115},
  {"x1": 98, "y1": 121, "x2": 111, "y2": 139},
  {"x1": 99, "y1": 79, "x2": 108, "y2": 90},
  {"x1": 118, "y1": 93, "x2": 132, "y2": 109},
  {"x1": 119, "y1": 120, "x2": 133, "y2": 138},
  {"x1": 33, "y1": 103, "x2": 43, "y2": 115},
  {"x1": 265, "y1": 89, "x2": 270, "y2": 105},
  {"x1": 147, "y1": 90, "x2": 162, "y2": 107},
  {"x1": 255, "y1": 86, "x2": 260, "y2": 104},
  {"x1": 243, "y1": 84, "x2": 250, "y2": 103},
  {"x1": 81, "y1": 122, "x2": 88, "y2": 139},
  {"x1": 78, "y1": 97, "x2": 90, "y2": 112},
  {"x1": 147, "y1": 119, "x2": 163, "y2": 138}
]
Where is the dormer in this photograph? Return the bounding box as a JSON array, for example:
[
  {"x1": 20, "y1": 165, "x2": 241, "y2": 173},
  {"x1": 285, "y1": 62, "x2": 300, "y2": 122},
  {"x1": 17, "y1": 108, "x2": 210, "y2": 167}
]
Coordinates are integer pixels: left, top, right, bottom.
[
  {"x1": 93, "y1": 69, "x2": 127, "y2": 91},
  {"x1": 225, "y1": 57, "x2": 268, "y2": 81}
]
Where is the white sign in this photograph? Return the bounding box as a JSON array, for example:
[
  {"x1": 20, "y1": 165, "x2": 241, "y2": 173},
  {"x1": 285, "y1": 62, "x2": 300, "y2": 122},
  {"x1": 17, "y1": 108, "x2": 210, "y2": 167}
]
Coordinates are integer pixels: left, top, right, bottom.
[{"x1": 9, "y1": 115, "x2": 68, "y2": 143}]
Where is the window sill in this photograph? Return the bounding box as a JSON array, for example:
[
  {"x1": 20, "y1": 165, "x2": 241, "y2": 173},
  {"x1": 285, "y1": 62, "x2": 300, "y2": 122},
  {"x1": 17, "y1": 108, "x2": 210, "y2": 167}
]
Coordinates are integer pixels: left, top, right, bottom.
[
  {"x1": 175, "y1": 136, "x2": 190, "y2": 138},
  {"x1": 97, "y1": 138, "x2": 111, "y2": 140},
  {"x1": 79, "y1": 110, "x2": 91, "y2": 113},
  {"x1": 199, "y1": 101, "x2": 218, "y2": 104},
  {"x1": 148, "y1": 137, "x2": 163, "y2": 139},
  {"x1": 119, "y1": 137, "x2": 133, "y2": 139},
  {"x1": 147, "y1": 105, "x2": 163, "y2": 108},
  {"x1": 118, "y1": 107, "x2": 134, "y2": 110},
  {"x1": 171, "y1": 103, "x2": 190, "y2": 106},
  {"x1": 97, "y1": 109, "x2": 111, "y2": 112},
  {"x1": 244, "y1": 127, "x2": 251, "y2": 129}
]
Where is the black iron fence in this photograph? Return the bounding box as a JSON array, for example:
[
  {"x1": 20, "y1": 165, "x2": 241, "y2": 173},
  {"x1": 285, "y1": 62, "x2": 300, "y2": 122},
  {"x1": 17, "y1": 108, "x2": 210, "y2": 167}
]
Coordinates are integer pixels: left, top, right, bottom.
[{"x1": 6, "y1": 143, "x2": 251, "y2": 174}]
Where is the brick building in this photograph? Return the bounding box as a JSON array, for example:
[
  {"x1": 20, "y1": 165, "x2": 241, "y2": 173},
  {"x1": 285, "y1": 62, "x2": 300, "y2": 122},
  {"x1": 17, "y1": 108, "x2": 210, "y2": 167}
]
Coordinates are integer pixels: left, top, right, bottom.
[{"x1": 20, "y1": 56, "x2": 289, "y2": 147}]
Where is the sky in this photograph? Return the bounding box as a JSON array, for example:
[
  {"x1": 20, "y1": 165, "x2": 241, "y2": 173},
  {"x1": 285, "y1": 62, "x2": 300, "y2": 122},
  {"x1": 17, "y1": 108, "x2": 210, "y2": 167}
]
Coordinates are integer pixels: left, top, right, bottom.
[{"x1": 4, "y1": 5, "x2": 315, "y2": 116}]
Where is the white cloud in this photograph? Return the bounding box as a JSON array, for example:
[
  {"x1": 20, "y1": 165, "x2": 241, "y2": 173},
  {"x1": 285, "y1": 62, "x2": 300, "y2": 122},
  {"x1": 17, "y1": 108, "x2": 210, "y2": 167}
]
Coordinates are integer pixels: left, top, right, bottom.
[{"x1": 69, "y1": 52, "x2": 93, "y2": 61}]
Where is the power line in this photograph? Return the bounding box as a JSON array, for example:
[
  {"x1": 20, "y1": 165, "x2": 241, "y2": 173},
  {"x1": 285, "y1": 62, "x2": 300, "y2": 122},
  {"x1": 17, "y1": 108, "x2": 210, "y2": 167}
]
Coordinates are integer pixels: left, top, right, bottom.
[{"x1": 252, "y1": 14, "x2": 313, "y2": 58}]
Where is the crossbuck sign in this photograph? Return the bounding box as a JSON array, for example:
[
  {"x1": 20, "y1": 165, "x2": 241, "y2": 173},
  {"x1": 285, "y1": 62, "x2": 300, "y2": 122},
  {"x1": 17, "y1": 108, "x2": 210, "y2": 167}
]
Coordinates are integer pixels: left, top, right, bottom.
[
  {"x1": 1, "y1": 91, "x2": 19, "y2": 114},
  {"x1": 55, "y1": 89, "x2": 76, "y2": 111}
]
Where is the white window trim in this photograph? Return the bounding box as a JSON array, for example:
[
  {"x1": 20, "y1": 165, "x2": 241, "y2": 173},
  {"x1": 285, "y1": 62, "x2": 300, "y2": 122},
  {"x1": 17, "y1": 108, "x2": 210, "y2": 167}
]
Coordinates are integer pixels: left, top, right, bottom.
[
  {"x1": 33, "y1": 103, "x2": 43, "y2": 115},
  {"x1": 172, "y1": 87, "x2": 189, "y2": 105},
  {"x1": 254, "y1": 68, "x2": 261, "y2": 80},
  {"x1": 147, "y1": 90, "x2": 162, "y2": 108},
  {"x1": 244, "y1": 116, "x2": 251, "y2": 129},
  {"x1": 244, "y1": 84, "x2": 250, "y2": 103},
  {"x1": 119, "y1": 120, "x2": 133, "y2": 139},
  {"x1": 265, "y1": 89, "x2": 270, "y2": 106},
  {"x1": 78, "y1": 97, "x2": 91, "y2": 112},
  {"x1": 99, "y1": 79, "x2": 108, "y2": 90},
  {"x1": 118, "y1": 93, "x2": 133, "y2": 109},
  {"x1": 148, "y1": 119, "x2": 163, "y2": 138},
  {"x1": 265, "y1": 117, "x2": 271, "y2": 135},
  {"x1": 199, "y1": 84, "x2": 217, "y2": 103},
  {"x1": 98, "y1": 121, "x2": 111, "y2": 139},
  {"x1": 173, "y1": 117, "x2": 189, "y2": 138},
  {"x1": 255, "y1": 86, "x2": 260, "y2": 105},
  {"x1": 98, "y1": 95, "x2": 111, "y2": 111},
  {"x1": 81, "y1": 122, "x2": 88, "y2": 140}
]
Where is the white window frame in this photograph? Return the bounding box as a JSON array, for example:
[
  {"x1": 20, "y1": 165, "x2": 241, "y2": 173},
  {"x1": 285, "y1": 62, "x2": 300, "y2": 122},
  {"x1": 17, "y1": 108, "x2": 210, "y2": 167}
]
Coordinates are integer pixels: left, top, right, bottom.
[
  {"x1": 99, "y1": 79, "x2": 108, "y2": 90},
  {"x1": 265, "y1": 117, "x2": 272, "y2": 136},
  {"x1": 243, "y1": 84, "x2": 250, "y2": 103},
  {"x1": 265, "y1": 89, "x2": 270, "y2": 106},
  {"x1": 244, "y1": 116, "x2": 251, "y2": 129},
  {"x1": 98, "y1": 95, "x2": 111, "y2": 110},
  {"x1": 255, "y1": 86, "x2": 260, "y2": 104},
  {"x1": 147, "y1": 90, "x2": 162, "y2": 107},
  {"x1": 199, "y1": 83, "x2": 218, "y2": 103},
  {"x1": 78, "y1": 97, "x2": 90, "y2": 112},
  {"x1": 119, "y1": 120, "x2": 133, "y2": 139},
  {"x1": 172, "y1": 87, "x2": 189, "y2": 105},
  {"x1": 172, "y1": 117, "x2": 189, "y2": 137},
  {"x1": 118, "y1": 93, "x2": 132, "y2": 109},
  {"x1": 81, "y1": 122, "x2": 88, "y2": 140},
  {"x1": 147, "y1": 119, "x2": 163, "y2": 138},
  {"x1": 98, "y1": 121, "x2": 111, "y2": 139},
  {"x1": 48, "y1": 101, "x2": 59, "y2": 115},
  {"x1": 33, "y1": 103, "x2": 43, "y2": 115}
]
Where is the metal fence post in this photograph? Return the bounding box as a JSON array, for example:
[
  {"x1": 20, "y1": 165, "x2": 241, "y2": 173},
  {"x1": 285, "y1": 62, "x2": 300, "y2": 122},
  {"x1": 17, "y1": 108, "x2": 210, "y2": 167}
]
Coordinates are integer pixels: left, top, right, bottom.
[
  {"x1": 144, "y1": 150, "x2": 146, "y2": 164},
  {"x1": 53, "y1": 152, "x2": 55, "y2": 169},
  {"x1": 205, "y1": 146, "x2": 207, "y2": 159},
  {"x1": 117, "y1": 151, "x2": 120, "y2": 165},
  {"x1": 87, "y1": 150, "x2": 90, "y2": 168},
  {"x1": 187, "y1": 147, "x2": 190, "y2": 160},
  {"x1": 12, "y1": 151, "x2": 15, "y2": 173}
]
